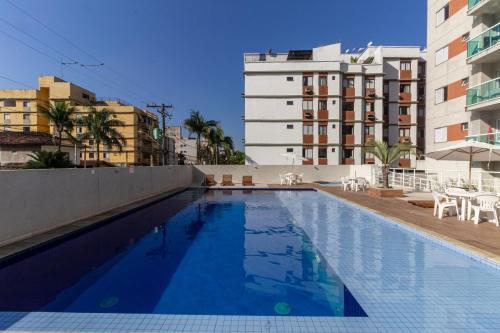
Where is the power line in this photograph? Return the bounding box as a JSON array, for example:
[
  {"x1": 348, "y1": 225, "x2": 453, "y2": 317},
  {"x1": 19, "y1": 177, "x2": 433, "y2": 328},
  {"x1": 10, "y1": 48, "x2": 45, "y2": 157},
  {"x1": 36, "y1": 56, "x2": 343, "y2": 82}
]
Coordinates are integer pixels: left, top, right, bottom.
[{"x1": 0, "y1": 74, "x2": 35, "y2": 89}]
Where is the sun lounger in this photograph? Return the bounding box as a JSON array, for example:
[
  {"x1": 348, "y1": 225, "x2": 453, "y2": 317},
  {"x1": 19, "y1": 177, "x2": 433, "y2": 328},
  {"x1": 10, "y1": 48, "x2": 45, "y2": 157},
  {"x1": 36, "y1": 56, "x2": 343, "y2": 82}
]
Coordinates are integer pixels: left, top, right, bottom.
[
  {"x1": 204, "y1": 174, "x2": 216, "y2": 186},
  {"x1": 222, "y1": 174, "x2": 234, "y2": 186},
  {"x1": 242, "y1": 176, "x2": 254, "y2": 186}
]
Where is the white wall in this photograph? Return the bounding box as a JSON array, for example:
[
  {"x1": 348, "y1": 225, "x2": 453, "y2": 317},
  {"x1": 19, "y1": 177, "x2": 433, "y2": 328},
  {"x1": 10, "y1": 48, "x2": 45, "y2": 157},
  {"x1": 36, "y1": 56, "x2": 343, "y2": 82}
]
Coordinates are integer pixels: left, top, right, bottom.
[{"x1": 0, "y1": 166, "x2": 193, "y2": 246}]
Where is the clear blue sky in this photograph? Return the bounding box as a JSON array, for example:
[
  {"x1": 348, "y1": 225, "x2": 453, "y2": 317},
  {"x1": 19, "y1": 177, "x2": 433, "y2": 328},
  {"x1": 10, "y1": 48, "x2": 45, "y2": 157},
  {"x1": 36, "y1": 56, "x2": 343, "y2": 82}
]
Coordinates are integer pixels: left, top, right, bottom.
[{"x1": 0, "y1": 0, "x2": 426, "y2": 150}]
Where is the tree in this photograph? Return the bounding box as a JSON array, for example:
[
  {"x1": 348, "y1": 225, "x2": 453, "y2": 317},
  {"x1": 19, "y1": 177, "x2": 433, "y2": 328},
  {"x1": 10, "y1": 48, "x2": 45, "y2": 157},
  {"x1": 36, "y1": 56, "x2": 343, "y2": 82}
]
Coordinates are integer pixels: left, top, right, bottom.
[
  {"x1": 26, "y1": 150, "x2": 73, "y2": 169},
  {"x1": 228, "y1": 151, "x2": 245, "y2": 165},
  {"x1": 220, "y1": 136, "x2": 234, "y2": 164},
  {"x1": 39, "y1": 102, "x2": 77, "y2": 152},
  {"x1": 183, "y1": 110, "x2": 217, "y2": 164},
  {"x1": 364, "y1": 140, "x2": 411, "y2": 188},
  {"x1": 78, "y1": 106, "x2": 126, "y2": 167}
]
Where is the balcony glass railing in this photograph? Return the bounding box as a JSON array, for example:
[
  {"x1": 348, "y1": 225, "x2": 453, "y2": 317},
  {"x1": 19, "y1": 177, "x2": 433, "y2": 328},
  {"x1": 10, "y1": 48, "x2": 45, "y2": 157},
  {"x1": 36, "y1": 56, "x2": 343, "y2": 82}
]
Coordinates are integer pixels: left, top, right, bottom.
[
  {"x1": 468, "y1": 0, "x2": 483, "y2": 10},
  {"x1": 466, "y1": 77, "x2": 500, "y2": 106},
  {"x1": 466, "y1": 132, "x2": 500, "y2": 145},
  {"x1": 467, "y1": 22, "x2": 500, "y2": 57}
]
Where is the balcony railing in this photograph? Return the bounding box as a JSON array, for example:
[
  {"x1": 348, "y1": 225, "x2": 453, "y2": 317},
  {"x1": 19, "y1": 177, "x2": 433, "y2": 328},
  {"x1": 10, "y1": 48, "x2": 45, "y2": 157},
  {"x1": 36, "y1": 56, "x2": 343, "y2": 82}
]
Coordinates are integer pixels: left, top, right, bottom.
[
  {"x1": 467, "y1": 22, "x2": 500, "y2": 58},
  {"x1": 466, "y1": 131, "x2": 500, "y2": 145},
  {"x1": 469, "y1": 0, "x2": 483, "y2": 9},
  {"x1": 244, "y1": 53, "x2": 288, "y2": 62},
  {"x1": 466, "y1": 77, "x2": 500, "y2": 106}
]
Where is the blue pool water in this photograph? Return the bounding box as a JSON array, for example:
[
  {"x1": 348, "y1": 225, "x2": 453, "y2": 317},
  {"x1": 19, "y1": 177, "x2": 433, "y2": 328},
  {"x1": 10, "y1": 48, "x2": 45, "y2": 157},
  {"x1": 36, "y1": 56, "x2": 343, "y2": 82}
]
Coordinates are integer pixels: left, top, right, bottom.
[{"x1": 0, "y1": 189, "x2": 365, "y2": 317}]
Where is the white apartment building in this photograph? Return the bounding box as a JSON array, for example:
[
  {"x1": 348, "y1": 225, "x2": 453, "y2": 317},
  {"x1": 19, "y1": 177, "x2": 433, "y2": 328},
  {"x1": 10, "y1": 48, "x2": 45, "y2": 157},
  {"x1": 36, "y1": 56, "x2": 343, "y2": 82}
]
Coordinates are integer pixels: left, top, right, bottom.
[
  {"x1": 427, "y1": 0, "x2": 500, "y2": 161},
  {"x1": 244, "y1": 43, "x2": 426, "y2": 166},
  {"x1": 166, "y1": 126, "x2": 198, "y2": 165}
]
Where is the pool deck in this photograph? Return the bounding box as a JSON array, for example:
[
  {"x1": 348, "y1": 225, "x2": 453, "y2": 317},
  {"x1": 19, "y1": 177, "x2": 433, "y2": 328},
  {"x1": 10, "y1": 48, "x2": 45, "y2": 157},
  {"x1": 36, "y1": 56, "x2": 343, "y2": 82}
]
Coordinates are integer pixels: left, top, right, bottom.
[{"x1": 291, "y1": 184, "x2": 500, "y2": 265}]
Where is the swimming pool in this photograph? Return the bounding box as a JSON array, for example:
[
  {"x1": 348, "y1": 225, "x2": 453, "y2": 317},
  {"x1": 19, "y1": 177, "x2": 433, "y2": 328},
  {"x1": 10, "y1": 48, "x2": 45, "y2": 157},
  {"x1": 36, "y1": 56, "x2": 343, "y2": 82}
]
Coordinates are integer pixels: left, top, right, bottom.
[{"x1": 2, "y1": 188, "x2": 500, "y2": 332}]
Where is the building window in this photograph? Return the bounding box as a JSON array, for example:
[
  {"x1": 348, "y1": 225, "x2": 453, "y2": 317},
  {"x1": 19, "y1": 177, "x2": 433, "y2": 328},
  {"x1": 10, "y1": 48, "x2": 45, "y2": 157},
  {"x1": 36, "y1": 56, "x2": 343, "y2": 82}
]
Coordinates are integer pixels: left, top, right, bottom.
[
  {"x1": 343, "y1": 149, "x2": 353, "y2": 159},
  {"x1": 302, "y1": 100, "x2": 313, "y2": 110},
  {"x1": 343, "y1": 101, "x2": 354, "y2": 111},
  {"x1": 400, "y1": 84, "x2": 411, "y2": 93},
  {"x1": 76, "y1": 126, "x2": 82, "y2": 134},
  {"x1": 461, "y1": 78, "x2": 469, "y2": 87},
  {"x1": 103, "y1": 152, "x2": 109, "y2": 159},
  {"x1": 303, "y1": 124, "x2": 313, "y2": 135},
  {"x1": 89, "y1": 152, "x2": 95, "y2": 159},
  {"x1": 303, "y1": 76, "x2": 313, "y2": 86},
  {"x1": 436, "y1": 3, "x2": 449, "y2": 26},
  {"x1": 364, "y1": 126, "x2": 375, "y2": 135},
  {"x1": 435, "y1": 46, "x2": 448, "y2": 65},
  {"x1": 401, "y1": 152, "x2": 411, "y2": 159},
  {"x1": 318, "y1": 148, "x2": 327, "y2": 158},
  {"x1": 343, "y1": 125, "x2": 354, "y2": 135},
  {"x1": 319, "y1": 76, "x2": 327, "y2": 86},
  {"x1": 3, "y1": 99, "x2": 15, "y2": 107},
  {"x1": 418, "y1": 85, "x2": 425, "y2": 98},
  {"x1": 365, "y1": 78, "x2": 375, "y2": 89},
  {"x1": 462, "y1": 122, "x2": 468, "y2": 131},
  {"x1": 3, "y1": 113, "x2": 10, "y2": 124},
  {"x1": 399, "y1": 106, "x2": 410, "y2": 115},
  {"x1": 286, "y1": 76, "x2": 294, "y2": 81},
  {"x1": 23, "y1": 113, "x2": 30, "y2": 124},
  {"x1": 399, "y1": 128, "x2": 410, "y2": 137},
  {"x1": 418, "y1": 128, "x2": 425, "y2": 138},
  {"x1": 435, "y1": 127, "x2": 447, "y2": 143},
  {"x1": 383, "y1": 82, "x2": 389, "y2": 94},
  {"x1": 435, "y1": 86, "x2": 448, "y2": 104},
  {"x1": 318, "y1": 100, "x2": 327, "y2": 110},
  {"x1": 400, "y1": 61, "x2": 411, "y2": 70},
  {"x1": 286, "y1": 124, "x2": 294, "y2": 129},
  {"x1": 23, "y1": 126, "x2": 30, "y2": 133},
  {"x1": 286, "y1": 148, "x2": 293, "y2": 153},
  {"x1": 418, "y1": 63, "x2": 426, "y2": 76},
  {"x1": 418, "y1": 107, "x2": 425, "y2": 117},
  {"x1": 331, "y1": 148, "x2": 336, "y2": 152},
  {"x1": 366, "y1": 102, "x2": 375, "y2": 112},
  {"x1": 286, "y1": 100, "x2": 294, "y2": 105},
  {"x1": 22, "y1": 101, "x2": 30, "y2": 108},
  {"x1": 318, "y1": 124, "x2": 327, "y2": 135},
  {"x1": 303, "y1": 147, "x2": 313, "y2": 159},
  {"x1": 82, "y1": 93, "x2": 90, "y2": 100},
  {"x1": 343, "y1": 78, "x2": 355, "y2": 88}
]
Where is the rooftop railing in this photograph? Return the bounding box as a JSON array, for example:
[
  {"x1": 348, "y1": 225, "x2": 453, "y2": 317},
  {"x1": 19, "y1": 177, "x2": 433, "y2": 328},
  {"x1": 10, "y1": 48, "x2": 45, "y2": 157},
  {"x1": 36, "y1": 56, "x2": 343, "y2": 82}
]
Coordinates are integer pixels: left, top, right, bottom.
[
  {"x1": 469, "y1": 0, "x2": 483, "y2": 10},
  {"x1": 244, "y1": 53, "x2": 290, "y2": 62},
  {"x1": 466, "y1": 77, "x2": 500, "y2": 106},
  {"x1": 467, "y1": 22, "x2": 500, "y2": 58}
]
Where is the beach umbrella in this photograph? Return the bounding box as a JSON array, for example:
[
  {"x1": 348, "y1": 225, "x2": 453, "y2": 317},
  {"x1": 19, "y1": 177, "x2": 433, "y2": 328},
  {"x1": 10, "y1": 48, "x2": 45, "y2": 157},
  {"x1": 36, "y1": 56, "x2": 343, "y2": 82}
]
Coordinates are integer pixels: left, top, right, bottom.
[{"x1": 281, "y1": 152, "x2": 307, "y2": 172}]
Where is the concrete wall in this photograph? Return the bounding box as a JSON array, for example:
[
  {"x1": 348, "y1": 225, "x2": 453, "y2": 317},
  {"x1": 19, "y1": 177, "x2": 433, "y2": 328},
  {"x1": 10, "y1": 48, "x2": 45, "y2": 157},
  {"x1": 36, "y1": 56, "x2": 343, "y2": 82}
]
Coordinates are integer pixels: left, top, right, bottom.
[
  {"x1": 0, "y1": 166, "x2": 193, "y2": 247},
  {"x1": 193, "y1": 165, "x2": 374, "y2": 184}
]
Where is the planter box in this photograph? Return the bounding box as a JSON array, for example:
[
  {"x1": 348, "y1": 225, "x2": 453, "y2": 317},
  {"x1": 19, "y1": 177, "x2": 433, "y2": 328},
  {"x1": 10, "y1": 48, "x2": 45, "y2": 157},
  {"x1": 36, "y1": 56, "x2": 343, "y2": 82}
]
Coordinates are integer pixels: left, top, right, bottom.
[{"x1": 368, "y1": 187, "x2": 404, "y2": 198}]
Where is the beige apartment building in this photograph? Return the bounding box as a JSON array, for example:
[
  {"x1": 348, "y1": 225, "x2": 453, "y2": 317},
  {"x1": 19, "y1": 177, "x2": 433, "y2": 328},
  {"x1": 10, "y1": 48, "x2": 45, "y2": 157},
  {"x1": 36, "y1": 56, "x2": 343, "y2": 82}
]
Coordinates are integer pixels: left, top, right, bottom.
[
  {"x1": 427, "y1": 0, "x2": 500, "y2": 162},
  {"x1": 0, "y1": 76, "x2": 159, "y2": 166}
]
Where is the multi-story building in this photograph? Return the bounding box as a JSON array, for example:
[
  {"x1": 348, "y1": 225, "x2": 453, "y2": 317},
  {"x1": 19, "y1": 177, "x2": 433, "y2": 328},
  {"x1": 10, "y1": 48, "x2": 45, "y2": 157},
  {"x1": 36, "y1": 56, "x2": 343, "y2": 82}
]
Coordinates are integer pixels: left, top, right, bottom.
[
  {"x1": 243, "y1": 43, "x2": 426, "y2": 166},
  {"x1": 166, "y1": 126, "x2": 198, "y2": 165},
  {"x1": 0, "y1": 76, "x2": 159, "y2": 166},
  {"x1": 426, "y1": 0, "x2": 500, "y2": 161}
]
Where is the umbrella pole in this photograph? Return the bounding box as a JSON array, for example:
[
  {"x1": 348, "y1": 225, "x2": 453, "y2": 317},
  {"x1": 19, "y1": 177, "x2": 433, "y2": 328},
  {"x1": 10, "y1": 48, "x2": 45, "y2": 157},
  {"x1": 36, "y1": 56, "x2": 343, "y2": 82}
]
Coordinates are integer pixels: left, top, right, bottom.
[{"x1": 469, "y1": 153, "x2": 472, "y2": 190}]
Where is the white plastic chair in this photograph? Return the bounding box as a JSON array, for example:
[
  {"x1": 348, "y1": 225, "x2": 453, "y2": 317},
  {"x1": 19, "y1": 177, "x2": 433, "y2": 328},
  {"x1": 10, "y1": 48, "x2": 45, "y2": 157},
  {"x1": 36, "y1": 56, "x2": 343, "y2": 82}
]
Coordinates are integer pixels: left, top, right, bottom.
[
  {"x1": 432, "y1": 191, "x2": 459, "y2": 219},
  {"x1": 470, "y1": 195, "x2": 499, "y2": 226},
  {"x1": 296, "y1": 173, "x2": 304, "y2": 184},
  {"x1": 341, "y1": 177, "x2": 351, "y2": 191},
  {"x1": 279, "y1": 174, "x2": 286, "y2": 185},
  {"x1": 354, "y1": 177, "x2": 369, "y2": 192}
]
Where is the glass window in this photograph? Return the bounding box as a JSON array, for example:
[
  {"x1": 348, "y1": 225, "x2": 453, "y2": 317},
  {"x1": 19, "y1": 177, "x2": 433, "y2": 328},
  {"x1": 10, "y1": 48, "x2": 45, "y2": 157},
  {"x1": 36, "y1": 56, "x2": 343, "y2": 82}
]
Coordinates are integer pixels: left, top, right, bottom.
[
  {"x1": 23, "y1": 126, "x2": 30, "y2": 133},
  {"x1": 286, "y1": 76, "x2": 294, "y2": 81},
  {"x1": 286, "y1": 100, "x2": 294, "y2": 105},
  {"x1": 343, "y1": 78, "x2": 355, "y2": 88},
  {"x1": 399, "y1": 128, "x2": 410, "y2": 137},
  {"x1": 435, "y1": 46, "x2": 448, "y2": 65},
  {"x1": 303, "y1": 124, "x2": 313, "y2": 135},
  {"x1": 302, "y1": 100, "x2": 313, "y2": 110},
  {"x1": 303, "y1": 148, "x2": 313, "y2": 159},
  {"x1": 319, "y1": 76, "x2": 327, "y2": 86},
  {"x1": 364, "y1": 126, "x2": 375, "y2": 135},
  {"x1": 318, "y1": 100, "x2": 327, "y2": 110},
  {"x1": 383, "y1": 82, "x2": 389, "y2": 94},
  {"x1": 3, "y1": 99, "x2": 15, "y2": 107},
  {"x1": 343, "y1": 149, "x2": 353, "y2": 158},
  {"x1": 436, "y1": 4, "x2": 449, "y2": 26},
  {"x1": 418, "y1": 107, "x2": 425, "y2": 117},
  {"x1": 286, "y1": 148, "x2": 293, "y2": 153},
  {"x1": 365, "y1": 78, "x2": 375, "y2": 88},
  {"x1": 399, "y1": 106, "x2": 410, "y2": 115},
  {"x1": 318, "y1": 148, "x2": 327, "y2": 158},
  {"x1": 3, "y1": 113, "x2": 10, "y2": 123},
  {"x1": 343, "y1": 101, "x2": 354, "y2": 111},
  {"x1": 318, "y1": 124, "x2": 327, "y2": 135},
  {"x1": 400, "y1": 84, "x2": 411, "y2": 93},
  {"x1": 23, "y1": 101, "x2": 30, "y2": 108},
  {"x1": 435, "y1": 87, "x2": 448, "y2": 104},
  {"x1": 400, "y1": 61, "x2": 411, "y2": 70},
  {"x1": 303, "y1": 76, "x2": 313, "y2": 86},
  {"x1": 366, "y1": 102, "x2": 375, "y2": 112},
  {"x1": 343, "y1": 125, "x2": 354, "y2": 135},
  {"x1": 286, "y1": 124, "x2": 293, "y2": 129}
]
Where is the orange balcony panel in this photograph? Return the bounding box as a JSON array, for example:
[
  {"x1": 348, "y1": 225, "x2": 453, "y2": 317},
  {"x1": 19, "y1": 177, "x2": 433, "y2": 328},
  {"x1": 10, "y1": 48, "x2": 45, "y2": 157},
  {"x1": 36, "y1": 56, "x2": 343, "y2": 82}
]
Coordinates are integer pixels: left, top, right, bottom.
[
  {"x1": 447, "y1": 123, "x2": 468, "y2": 141},
  {"x1": 343, "y1": 111, "x2": 355, "y2": 121},
  {"x1": 319, "y1": 134, "x2": 328, "y2": 144},
  {"x1": 449, "y1": 0, "x2": 467, "y2": 16},
  {"x1": 302, "y1": 158, "x2": 313, "y2": 165},
  {"x1": 318, "y1": 110, "x2": 329, "y2": 120},
  {"x1": 399, "y1": 136, "x2": 412, "y2": 144},
  {"x1": 448, "y1": 79, "x2": 467, "y2": 101},
  {"x1": 303, "y1": 86, "x2": 314, "y2": 95},
  {"x1": 343, "y1": 158, "x2": 355, "y2": 165},
  {"x1": 343, "y1": 87, "x2": 355, "y2": 97},
  {"x1": 365, "y1": 158, "x2": 375, "y2": 165},
  {"x1": 400, "y1": 92, "x2": 411, "y2": 102},
  {"x1": 343, "y1": 135, "x2": 354, "y2": 145},
  {"x1": 319, "y1": 86, "x2": 328, "y2": 95},
  {"x1": 400, "y1": 70, "x2": 412, "y2": 80},
  {"x1": 365, "y1": 88, "x2": 376, "y2": 98},
  {"x1": 365, "y1": 134, "x2": 375, "y2": 143},
  {"x1": 399, "y1": 115, "x2": 411, "y2": 124},
  {"x1": 303, "y1": 134, "x2": 314, "y2": 144},
  {"x1": 365, "y1": 111, "x2": 376, "y2": 121},
  {"x1": 318, "y1": 158, "x2": 328, "y2": 165},
  {"x1": 399, "y1": 158, "x2": 411, "y2": 168}
]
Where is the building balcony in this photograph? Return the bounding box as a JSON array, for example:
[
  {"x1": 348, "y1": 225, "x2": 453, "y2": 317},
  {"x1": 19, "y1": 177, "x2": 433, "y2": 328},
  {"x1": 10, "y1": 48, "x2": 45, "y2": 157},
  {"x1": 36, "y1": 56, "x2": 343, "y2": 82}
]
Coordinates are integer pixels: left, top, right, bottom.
[
  {"x1": 319, "y1": 85, "x2": 328, "y2": 95},
  {"x1": 343, "y1": 87, "x2": 355, "y2": 97},
  {"x1": 364, "y1": 134, "x2": 375, "y2": 143},
  {"x1": 343, "y1": 111, "x2": 355, "y2": 121},
  {"x1": 399, "y1": 114, "x2": 411, "y2": 124},
  {"x1": 318, "y1": 110, "x2": 329, "y2": 120},
  {"x1": 399, "y1": 136, "x2": 412, "y2": 144},
  {"x1": 303, "y1": 134, "x2": 314, "y2": 144},
  {"x1": 365, "y1": 88, "x2": 376, "y2": 98},
  {"x1": 399, "y1": 158, "x2": 411, "y2": 168},
  {"x1": 302, "y1": 158, "x2": 313, "y2": 165},
  {"x1": 303, "y1": 110, "x2": 314, "y2": 120},
  {"x1": 365, "y1": 111, "x2": 376, "y2": 121},
  {"x1": 399, "y1": 92, "x2": 411, "y2": 102},
  {"x1": 319, "y1": 134, "x2": 328, "y2": 144},
  {"x1": 343, "y1": 135, "x2": 354, "y2": 145},
  {"x1": 400, "y1": 70, "x2": 412, "y2": 80},
  {"x1": 303, "y1": 86, "x2": 314, "y2": 95},
  {"x1": 318, "y1": 158, "x2": 328, "y2": 165},
  {"x1": 468, "y1": 0, "x2": 500, "y2": 16},
  {"x1": 466, "y1": 131, "x2": 500, "y2": 145},
  {"x1": 342, "y1": 158, "x2": 355, "y2": 165},
  {"x1": 466, "y1": 77, "x2": 500, "y2": 111},
  {"x1": 467, "y1": 22, "x2": 500, "y2": 64}
]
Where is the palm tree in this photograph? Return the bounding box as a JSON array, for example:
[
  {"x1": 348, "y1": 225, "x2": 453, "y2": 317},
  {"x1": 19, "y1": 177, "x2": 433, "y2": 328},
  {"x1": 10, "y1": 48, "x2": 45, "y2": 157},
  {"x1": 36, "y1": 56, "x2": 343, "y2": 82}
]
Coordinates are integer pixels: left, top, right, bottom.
[
  {"x1": 364, "y1": 140, "x2": 411, "y2": 188},
  {"x1": 26, "y1": 150, "x2": 73, "y2": 169},
  {"x1": 221, "y1": 136, "x2": 234, "y2": 164},
  {"x1": 205, "y1": 126, "x2": 225, "y2": 164},
  {"x1": 39, "y1": 102, "x2": 77, "y2": 152},
  {"x1": 183, "y1": 110, "x2": 217, "y2": 164},
  {"x1": 79, "y1": 106, "x2": 126, "y2": 167}
]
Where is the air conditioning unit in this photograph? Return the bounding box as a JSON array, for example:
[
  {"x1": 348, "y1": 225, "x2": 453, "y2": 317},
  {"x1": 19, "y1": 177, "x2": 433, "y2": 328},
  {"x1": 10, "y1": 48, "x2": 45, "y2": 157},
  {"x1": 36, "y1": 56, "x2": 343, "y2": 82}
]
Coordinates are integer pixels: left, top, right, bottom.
[{"x1": 367, "y1": 114, "x2": 376, "y2": 121}]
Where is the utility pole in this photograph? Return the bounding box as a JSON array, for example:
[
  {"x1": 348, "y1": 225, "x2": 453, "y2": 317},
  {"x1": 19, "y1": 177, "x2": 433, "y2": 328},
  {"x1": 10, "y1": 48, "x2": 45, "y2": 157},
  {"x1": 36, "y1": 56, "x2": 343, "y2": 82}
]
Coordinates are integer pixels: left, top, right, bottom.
[{"x1": 147, "y1": 103, "x2": 173, "y2": 166}]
